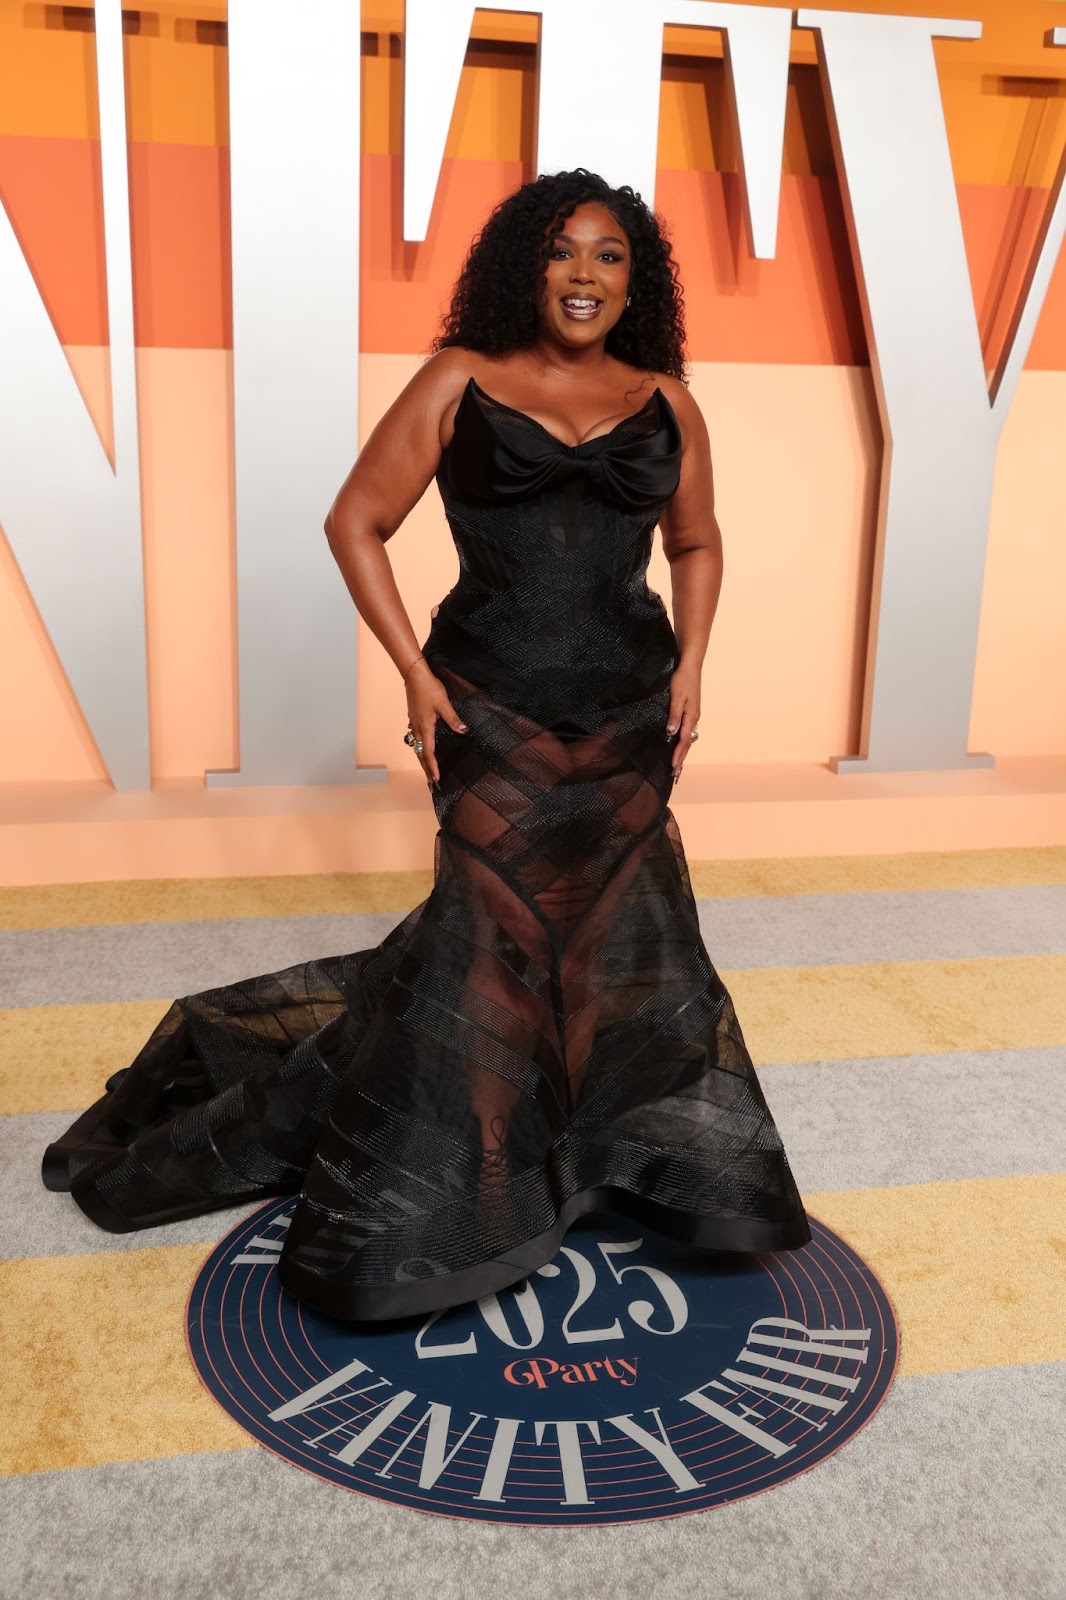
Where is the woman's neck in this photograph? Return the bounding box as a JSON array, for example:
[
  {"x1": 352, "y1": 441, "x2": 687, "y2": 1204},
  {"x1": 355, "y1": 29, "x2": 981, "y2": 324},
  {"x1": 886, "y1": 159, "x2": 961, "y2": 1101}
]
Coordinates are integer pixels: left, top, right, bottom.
[{"x1": 528, "y1": 335, "x2": 612, "y2": 383}]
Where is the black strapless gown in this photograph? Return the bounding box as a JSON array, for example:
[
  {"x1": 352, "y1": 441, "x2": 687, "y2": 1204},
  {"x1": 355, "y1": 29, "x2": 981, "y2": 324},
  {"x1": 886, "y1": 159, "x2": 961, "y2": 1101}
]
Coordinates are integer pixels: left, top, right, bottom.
[{"x1": 43, "y1": 376, "x2": 812, "y2": 1319}]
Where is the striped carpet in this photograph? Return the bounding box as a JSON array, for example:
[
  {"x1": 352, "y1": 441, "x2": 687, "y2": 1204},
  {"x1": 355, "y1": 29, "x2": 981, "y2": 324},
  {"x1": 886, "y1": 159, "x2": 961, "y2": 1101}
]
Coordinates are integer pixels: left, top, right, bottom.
[{"x1": 1, "y1": 848, "x2": 1064, "y2": 1600}]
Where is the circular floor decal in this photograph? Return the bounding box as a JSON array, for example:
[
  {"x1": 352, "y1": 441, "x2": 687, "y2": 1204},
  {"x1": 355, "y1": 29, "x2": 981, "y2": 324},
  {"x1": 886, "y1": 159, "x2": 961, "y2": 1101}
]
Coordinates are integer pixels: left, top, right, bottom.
[{"x1": 187, "y1": 1202, "x2": 899, "y2": 1526}]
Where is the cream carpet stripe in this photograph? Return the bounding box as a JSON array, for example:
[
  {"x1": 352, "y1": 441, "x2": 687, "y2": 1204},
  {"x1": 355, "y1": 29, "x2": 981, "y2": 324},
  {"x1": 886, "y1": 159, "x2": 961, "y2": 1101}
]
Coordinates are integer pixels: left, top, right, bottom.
[
  {"x1": 1, "y1": 1172, "x2": 1060, "y2": 1478},
  {"x1": 2, "y1": 846, "x2": 1065, "y2": 929},
  {"x1": 5, "y1": 885, "x2": 1065, "y2": 1009},
  {"x1": 5, "y1": 953, "x2": 1066, "y2": 1116}
]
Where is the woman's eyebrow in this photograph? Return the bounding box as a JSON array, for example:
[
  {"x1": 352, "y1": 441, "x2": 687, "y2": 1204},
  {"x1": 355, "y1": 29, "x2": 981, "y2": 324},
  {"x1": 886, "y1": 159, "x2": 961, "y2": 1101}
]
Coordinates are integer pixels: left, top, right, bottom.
[{"x1": 553, "y1": 232, "x2": 627, "y2": 247}]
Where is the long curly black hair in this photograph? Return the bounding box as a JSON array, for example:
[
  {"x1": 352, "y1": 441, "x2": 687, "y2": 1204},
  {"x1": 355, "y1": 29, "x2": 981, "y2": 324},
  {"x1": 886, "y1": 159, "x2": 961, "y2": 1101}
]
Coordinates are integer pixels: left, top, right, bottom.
[{"x1": 432, "y1": 169, "x2": 687, "y2": 380}]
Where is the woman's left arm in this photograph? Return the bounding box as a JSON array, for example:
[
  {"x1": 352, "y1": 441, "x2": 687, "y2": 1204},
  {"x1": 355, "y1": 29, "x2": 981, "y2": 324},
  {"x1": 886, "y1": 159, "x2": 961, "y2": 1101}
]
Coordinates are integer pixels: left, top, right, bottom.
[{"x1": 656, "y1": 382, "x2": 723, "y2": 780}]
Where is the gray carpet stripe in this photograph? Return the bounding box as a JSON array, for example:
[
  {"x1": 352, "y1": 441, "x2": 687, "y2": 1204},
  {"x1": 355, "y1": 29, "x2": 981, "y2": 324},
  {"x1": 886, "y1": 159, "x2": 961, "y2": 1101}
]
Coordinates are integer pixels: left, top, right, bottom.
[
  {"x1": 759, "y1": 1046, "x2": 1066, "y2": 1194},
  {"x1": 0, "y1": 910, "x2": 407, "y2": 1008},
  {"x1": 2, "y1": 1111, "x2": 261, "y2": 1259},
  {"x1": 697, "y1": 884, "x2": 1066, "y2": 969},
  {"x1": 1, "y1": 1363, "x2": 1061, "y2": 1600},
  {"x1": 5, "y1": 1045, "x2": 1062, "y2": 1263},
  {"x1": 3, "y1": 885, "x2": 1065, "y2": 1007}
]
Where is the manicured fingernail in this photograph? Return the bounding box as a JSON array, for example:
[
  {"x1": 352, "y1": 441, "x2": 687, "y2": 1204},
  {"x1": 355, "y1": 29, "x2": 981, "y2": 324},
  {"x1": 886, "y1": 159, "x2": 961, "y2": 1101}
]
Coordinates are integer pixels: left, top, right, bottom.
[{"x1": 458, "y1": 723, "x2": 468, "y2": 732}]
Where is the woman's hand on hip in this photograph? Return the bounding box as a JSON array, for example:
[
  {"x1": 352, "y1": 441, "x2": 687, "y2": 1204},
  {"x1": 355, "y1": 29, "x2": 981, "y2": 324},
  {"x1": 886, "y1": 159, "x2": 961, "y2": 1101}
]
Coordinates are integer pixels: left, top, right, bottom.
[
  {"x1": 405, "y1": 659, "x2": 467, "y2": 784},
  {"x1": 666, "y1": 659, "x2": 702, "y2": 783}
]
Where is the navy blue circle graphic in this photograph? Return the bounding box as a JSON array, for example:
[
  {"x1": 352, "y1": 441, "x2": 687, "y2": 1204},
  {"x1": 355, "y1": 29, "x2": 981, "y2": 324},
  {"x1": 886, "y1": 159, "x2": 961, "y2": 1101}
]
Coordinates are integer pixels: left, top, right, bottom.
[{"x1": 187, "y1": 1202, "x2": 900, "y2": 1526}]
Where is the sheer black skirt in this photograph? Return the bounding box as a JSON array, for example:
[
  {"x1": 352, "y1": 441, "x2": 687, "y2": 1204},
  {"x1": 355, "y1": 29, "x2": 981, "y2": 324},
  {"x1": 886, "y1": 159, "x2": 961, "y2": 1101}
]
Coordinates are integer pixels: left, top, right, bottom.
[{"x1": 43, "y1": 662, "x2": 811, "y2": 1319}]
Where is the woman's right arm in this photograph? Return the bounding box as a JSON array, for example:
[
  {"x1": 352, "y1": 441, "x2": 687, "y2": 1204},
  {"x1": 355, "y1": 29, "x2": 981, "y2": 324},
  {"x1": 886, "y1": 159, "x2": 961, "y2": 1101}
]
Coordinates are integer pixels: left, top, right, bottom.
[{"x1": 323, "y1": 348, "x2": 471, "y2": 783}]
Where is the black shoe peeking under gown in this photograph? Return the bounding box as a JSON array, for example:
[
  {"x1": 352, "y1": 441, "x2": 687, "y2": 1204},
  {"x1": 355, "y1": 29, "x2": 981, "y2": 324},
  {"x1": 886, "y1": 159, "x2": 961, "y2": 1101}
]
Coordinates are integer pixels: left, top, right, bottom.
[{"x1": 42, "y1": 375, "x2": 812, "y2": 1319}]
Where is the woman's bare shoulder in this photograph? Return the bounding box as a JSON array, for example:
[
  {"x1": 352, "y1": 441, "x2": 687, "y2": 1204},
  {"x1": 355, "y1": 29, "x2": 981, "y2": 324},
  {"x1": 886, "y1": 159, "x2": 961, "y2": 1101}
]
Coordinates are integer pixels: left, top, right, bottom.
[
  {"x1": 648, "y1": 370, "x2": 708, "y2": 450},
  {"x1": 408, "y1": 346, "x2": 478, "y2": 407}
]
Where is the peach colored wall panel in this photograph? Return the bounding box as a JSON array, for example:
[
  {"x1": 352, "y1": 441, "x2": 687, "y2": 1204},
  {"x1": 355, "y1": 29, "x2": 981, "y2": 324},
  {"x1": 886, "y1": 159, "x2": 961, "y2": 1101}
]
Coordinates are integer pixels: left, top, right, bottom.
[
  {"x1": 650, "y1": 362, "x2": 879, "y2": 765},
  {"x1": 0, "y1": 348, "x2": 238, "y2": 785},
  {"x1": 138, "y1": 349, "x2": 237, "y2": 780},
  {"x1": 0, "y1": 529, "x2": 107, "y2": 783},
  {"x1": 0, "y1": 344, "x2": 112, "y2": 784},
  {"x1": 4, "y1": 354, "x2": 1065, "y2": 787},
  {"x1": 970, "y1": 371, "x2": 1066, "y2": 759}
]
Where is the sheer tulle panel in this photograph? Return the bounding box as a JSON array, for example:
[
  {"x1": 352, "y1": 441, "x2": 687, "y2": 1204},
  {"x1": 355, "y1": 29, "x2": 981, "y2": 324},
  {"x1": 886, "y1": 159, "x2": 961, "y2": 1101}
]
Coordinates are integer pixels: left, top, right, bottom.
[{"x1": 277, "y1": 667, "x2": 807, "y2": 1309}]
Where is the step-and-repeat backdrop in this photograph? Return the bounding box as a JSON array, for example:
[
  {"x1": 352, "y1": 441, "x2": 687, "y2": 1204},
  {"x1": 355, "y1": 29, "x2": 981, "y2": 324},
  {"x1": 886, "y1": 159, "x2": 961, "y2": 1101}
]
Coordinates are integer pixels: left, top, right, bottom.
[{"x1": 1, "y1": 0, "x2": 1064, "y2": 793}]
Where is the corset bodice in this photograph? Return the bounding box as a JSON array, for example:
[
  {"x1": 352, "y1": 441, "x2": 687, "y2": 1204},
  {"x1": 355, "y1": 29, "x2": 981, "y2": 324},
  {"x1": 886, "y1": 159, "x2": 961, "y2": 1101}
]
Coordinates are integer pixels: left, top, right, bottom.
[{"x1": 424, "y1": 377, "x2": 683, "y2": 716}]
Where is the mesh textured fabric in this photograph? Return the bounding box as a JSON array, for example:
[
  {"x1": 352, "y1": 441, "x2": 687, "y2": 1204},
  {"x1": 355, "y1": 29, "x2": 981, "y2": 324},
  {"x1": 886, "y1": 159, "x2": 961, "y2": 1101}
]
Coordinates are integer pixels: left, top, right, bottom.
[{"x1": 43, "y1": 375, "x2": 812, "y2": 1320}]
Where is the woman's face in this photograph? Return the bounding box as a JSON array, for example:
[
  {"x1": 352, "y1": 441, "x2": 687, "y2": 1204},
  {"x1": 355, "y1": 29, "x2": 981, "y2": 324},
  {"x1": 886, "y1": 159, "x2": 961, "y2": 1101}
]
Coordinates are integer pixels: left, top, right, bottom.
[{"x1": 537, "y1": 200, "x2": 632, "y2": 350}]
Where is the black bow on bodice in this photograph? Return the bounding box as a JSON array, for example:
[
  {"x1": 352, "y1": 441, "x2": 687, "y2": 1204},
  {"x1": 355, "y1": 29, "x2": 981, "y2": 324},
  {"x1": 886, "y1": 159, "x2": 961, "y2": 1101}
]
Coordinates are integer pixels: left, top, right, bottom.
[{"x1": 438, "y1": 377, "x2": 683, "y2": 512}]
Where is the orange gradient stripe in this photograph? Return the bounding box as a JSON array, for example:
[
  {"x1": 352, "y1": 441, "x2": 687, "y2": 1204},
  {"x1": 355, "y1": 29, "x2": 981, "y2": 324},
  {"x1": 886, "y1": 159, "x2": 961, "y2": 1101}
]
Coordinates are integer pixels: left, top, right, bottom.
[
  {"x1": 3, "y1": 137, "x2": 1066, "y2": 368},
  {"x1": 3, "y1": 2, "x2": 1065, "y2": 194}
]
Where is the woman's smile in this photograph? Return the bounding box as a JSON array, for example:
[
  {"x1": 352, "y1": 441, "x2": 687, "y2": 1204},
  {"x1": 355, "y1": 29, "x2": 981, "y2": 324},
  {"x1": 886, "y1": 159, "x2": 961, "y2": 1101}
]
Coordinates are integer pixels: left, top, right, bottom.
[{"x1": 559, "y1": 293, "x2": 604, "y2": 320}]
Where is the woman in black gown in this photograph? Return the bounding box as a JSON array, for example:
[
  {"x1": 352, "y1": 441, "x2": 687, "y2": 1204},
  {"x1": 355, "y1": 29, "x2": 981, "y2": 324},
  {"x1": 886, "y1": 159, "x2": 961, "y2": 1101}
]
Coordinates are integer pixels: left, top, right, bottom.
[{"x1": 43, "y1": 169, "x2": 811, "y2": 1319}]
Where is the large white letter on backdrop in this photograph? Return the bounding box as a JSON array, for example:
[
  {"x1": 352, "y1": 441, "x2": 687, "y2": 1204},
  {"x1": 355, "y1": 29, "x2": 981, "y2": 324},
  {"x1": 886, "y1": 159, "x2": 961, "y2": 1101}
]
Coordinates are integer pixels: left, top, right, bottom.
[
  {"x1": 207, "y1": 0, "x2": 381, "y2": 788},
  {"x1": 3, "y1": 4, "x2": 1065, "y2": 790},
  {"x1": 403, "y1": 0, "x2": 793, "y2": 260},
  {"x1": 408, "y1": 1, "x2": 1066, "y2": 774},
  {"x1": 798, "y1": 10, "x2": 1066, "y2": 772},
  {"x1": 0, "y1": 0, "x2": 375, "y2": 792},
  {"x1": 0, "y1": 0, "x2": 147, "y2": 789}
]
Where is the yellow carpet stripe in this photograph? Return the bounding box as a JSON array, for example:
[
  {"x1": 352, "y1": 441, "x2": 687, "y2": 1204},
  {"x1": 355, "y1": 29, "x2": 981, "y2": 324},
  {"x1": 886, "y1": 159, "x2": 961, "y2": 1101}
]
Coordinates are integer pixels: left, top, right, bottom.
[
  {"x1": 813, "y1": 1175, "x2": 1065, "y2": 1378},
  {"x1": 1, "y1": 847, "x2": 1064, "y2": 929},
  {"x1": 0, "y1": 1001, "x2": 168, "y2": 1117},
  {"x1": 730, "y1": 953, "x2": 1066, "y2": 1064},
  {"x1": 690, "y1": 846, "x2": 1066, "y2": 900},
  {"x1": 1, "y1": 1172, "x2": 1060, "y2": 1477},
  {"x1": 0, "y1": 870, "x2": 437, "y2": 930},
  {"x1": 4, "y1": 953, "x2": 1066, "y2": 1117},
  {"x1": 0, "y1": 1242, "x2": 249, "y2": 1476}
]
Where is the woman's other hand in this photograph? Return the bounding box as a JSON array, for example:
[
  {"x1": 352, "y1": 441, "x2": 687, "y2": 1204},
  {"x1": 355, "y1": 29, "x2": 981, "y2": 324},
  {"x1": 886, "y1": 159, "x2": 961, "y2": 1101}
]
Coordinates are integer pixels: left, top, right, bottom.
[
  {"x1": 666, "y1": 658, "x2": 702, "y2": 783},
  {"x1": 405, "y1": 658, "x2": 467, "y2": 785}
]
